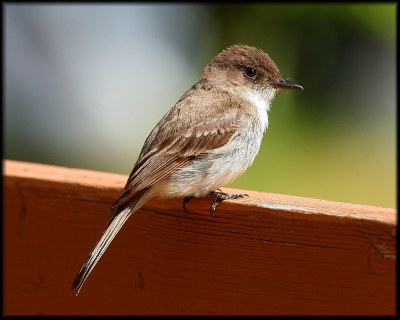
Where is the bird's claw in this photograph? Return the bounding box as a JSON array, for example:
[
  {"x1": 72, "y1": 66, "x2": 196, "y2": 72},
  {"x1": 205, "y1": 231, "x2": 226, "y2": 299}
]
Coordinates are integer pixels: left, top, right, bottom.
[
  {"x1": 209, "y1": 190, "x2": 249, "y2": 215},
  {"x1": 183, "y1": 196, "x2": 194, "y2": 212}
]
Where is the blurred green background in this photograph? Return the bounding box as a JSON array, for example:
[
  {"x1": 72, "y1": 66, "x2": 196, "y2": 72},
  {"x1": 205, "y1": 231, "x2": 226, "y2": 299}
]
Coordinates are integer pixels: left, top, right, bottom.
[{"x1": 5, "y1": 4, "x2": 396, "y2": 208}]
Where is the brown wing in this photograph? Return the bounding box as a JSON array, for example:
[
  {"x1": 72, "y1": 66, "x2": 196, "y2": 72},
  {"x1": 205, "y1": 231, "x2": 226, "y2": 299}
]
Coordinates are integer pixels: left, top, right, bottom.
[{"x1": 110, "y1": 90, "x2": 242, "y2": 213}]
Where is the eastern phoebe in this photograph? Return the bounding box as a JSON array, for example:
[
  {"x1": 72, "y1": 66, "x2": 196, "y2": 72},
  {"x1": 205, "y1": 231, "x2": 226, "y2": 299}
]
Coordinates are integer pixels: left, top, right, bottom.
[{"x1": 72, "y1": 44, "x2": 303, "y2": 294}]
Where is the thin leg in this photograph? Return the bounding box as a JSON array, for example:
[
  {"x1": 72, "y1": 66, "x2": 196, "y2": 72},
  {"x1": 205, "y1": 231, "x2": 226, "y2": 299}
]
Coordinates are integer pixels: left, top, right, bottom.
[{"x1": 209, "y1": 190, "x2": 249, "y2": 215}]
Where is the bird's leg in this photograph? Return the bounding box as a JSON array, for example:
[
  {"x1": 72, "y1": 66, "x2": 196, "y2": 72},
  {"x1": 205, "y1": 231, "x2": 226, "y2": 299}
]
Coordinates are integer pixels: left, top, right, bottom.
[
  {"x1": 183, "y1": 196, "x2": 194, "y2": 212},
  {"x1": 209, "y1": 190, "x2": 249, "y2": 215}
]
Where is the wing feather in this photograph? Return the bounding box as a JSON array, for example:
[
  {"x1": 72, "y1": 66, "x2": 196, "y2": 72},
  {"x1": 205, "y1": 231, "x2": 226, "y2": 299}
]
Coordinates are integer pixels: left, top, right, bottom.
[{"x1": 110, "y1": 89, "x2": 242, "y2": 213}]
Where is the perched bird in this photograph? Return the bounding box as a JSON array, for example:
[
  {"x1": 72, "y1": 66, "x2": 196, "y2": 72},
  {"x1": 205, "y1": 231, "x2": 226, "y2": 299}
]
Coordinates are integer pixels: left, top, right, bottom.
[{"x1": 72, "y1": 44, "x2": 303, "y2": 294}]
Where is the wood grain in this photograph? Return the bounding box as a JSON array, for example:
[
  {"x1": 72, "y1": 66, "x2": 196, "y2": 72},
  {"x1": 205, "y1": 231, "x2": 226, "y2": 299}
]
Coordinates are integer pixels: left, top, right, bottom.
[{"x1": 4, "y1": 160, "x2": 396, "y2": 315}]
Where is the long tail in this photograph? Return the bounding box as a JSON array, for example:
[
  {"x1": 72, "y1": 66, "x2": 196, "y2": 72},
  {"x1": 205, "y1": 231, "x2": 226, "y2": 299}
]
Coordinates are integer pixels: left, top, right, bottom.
[{"x1": 71, "y1": 191, "x2": 150, "y2": 295}]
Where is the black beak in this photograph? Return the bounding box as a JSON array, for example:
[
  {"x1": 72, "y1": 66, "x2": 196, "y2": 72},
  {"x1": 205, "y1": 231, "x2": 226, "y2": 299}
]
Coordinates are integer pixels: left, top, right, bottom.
[{"x1": 272, "y1": 79, "x2": 303, "y2": 90}]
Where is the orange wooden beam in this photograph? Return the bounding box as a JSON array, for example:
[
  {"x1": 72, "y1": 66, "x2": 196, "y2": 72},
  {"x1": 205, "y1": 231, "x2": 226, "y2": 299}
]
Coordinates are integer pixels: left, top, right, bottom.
[{"x1": 4, "y1": 160, "x2": 396, "y2": 315}]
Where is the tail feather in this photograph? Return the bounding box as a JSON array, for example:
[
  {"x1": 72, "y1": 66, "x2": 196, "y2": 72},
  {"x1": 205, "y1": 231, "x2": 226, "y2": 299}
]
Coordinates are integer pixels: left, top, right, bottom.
[{"x1": 72, "y1": 191, "x2": 150, "y2": 295}]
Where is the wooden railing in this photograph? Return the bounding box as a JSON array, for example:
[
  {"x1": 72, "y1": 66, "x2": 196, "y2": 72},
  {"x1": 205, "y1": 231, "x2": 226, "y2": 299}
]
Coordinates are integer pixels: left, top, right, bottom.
[{"x1": 4, "y1": 160, "x2": 396, "y2": 315}]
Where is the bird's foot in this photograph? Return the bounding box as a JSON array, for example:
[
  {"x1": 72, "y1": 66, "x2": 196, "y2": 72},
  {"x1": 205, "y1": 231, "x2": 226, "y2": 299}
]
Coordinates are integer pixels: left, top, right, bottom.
[
  {"x1": 182, "y1": 196, "x2": 194, "y2": 213},
  {"x1": 209, "y1": 190, "x2": 249, "y2": 215}
]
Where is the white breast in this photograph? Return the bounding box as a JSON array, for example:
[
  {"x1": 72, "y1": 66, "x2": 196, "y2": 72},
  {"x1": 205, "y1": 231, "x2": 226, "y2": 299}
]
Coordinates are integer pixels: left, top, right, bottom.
[
  {"x1": 244, "y1": 89, "x2": 275, "y2": 133},
  {"x1": 154, "y1": 88, "x2": 277, "y2": 198}
]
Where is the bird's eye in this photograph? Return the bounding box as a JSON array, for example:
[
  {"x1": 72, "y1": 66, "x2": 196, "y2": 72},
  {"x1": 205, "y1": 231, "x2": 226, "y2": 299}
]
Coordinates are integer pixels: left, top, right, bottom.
[{"x1": 244, "y1": 67, "x2": 257, "y2": 78}]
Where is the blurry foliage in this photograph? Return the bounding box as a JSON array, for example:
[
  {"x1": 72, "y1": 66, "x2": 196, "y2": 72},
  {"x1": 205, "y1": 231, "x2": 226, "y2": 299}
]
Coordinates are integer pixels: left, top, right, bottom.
[
  {"x1": 214, "y1": 4, "x2": 396, "y2": 208},
  {"x1": 5, "y1": 4, "x2": 395, "y2": 208},
  {"x1": 215, "y1": 4, "x2": 395, "y2": 119}
]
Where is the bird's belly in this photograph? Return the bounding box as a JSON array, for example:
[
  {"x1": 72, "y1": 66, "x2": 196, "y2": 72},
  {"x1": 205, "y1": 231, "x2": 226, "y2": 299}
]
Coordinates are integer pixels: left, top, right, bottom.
[{"x1": 155, "y1": 128, "x2": 264, "y2": 198}]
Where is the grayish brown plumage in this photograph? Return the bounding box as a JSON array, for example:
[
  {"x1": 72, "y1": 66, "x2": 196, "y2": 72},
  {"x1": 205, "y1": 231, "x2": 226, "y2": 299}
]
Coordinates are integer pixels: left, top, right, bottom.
[{"x1": 72, "y1": 44, "x2": 302, "y2": 294}]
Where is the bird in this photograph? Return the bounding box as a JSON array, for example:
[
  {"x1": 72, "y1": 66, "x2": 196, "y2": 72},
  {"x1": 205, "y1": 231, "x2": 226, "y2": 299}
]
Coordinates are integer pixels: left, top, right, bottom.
[{"x1": 72, "y1": 44, "x2": 303, "y2": 294}]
